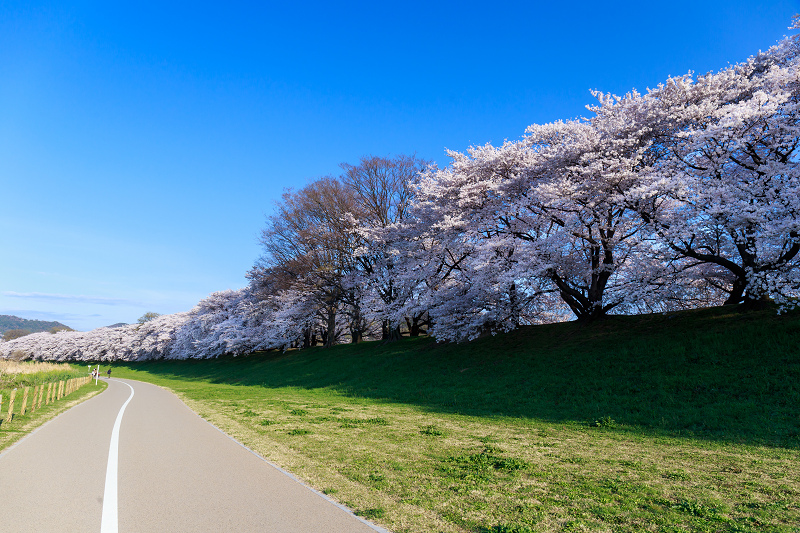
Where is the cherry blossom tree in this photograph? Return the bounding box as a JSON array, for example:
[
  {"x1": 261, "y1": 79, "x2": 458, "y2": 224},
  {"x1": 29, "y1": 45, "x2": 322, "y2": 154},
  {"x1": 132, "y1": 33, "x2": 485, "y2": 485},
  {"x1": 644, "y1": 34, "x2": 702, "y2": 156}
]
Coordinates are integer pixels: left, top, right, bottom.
[
  {"x1": 170, "y1": 289, "x2": 272, "y2": 359},
  {"x1": 632, "y1": 36, "x2": 800, "y2": 308},
  {"x1": 398, "y1": 109, "x2": 673, "y2": 339},
  {"x1": 250, "y1": 176, "x2": 362, "y2": 346},
  {"x1": 345, "y1": 154, "x2": 431, "y2": 340},
  {"x1": 4, "y1": 27, "x2": 799, "y2": 359},
  {"x1": 0, "y1": 313, "x2": 191, "y2": 361}
]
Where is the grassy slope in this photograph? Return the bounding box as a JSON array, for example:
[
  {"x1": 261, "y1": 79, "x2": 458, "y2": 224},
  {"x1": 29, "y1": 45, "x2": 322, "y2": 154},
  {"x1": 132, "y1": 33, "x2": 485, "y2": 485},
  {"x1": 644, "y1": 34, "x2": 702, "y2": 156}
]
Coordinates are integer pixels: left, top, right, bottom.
[{"x1": 111, "y1": 306, "x2": 800, "y2": 532}]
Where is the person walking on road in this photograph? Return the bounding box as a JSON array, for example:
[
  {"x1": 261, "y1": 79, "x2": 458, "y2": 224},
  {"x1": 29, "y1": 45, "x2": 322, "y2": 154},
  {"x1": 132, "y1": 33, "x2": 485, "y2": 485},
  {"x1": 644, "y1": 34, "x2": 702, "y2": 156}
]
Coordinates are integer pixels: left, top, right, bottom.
[{"x1": 106, "y1": 369, "x2": 111, "y2": 379}]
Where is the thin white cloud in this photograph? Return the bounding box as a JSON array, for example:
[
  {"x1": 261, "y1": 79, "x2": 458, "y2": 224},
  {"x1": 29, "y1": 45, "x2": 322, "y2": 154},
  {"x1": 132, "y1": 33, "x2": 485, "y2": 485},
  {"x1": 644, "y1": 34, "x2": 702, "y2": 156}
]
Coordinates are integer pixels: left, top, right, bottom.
[
  {"x1": 0, "y1": 309, "x2": 86, "y2": 320},
  {"x1": 2, "y1": 292, "x2": 142, "y2": 307}
]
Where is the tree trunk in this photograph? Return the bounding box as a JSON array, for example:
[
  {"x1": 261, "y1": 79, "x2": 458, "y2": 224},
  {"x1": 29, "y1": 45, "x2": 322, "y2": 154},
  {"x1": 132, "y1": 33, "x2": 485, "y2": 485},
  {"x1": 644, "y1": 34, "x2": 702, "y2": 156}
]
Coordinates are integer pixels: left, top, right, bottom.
[
  {"x1": 408, "y1": 312, "x2": 428, "y2": 336},
  {"x1": 349, "y1": 304, "x2": 364, "y2": 344},
  {"x1": 508, "y1": 282, "x2": 520, "y2": 328},
  {"x1": 325, "y1": 305, "x2": 337, "y2": 348},
  {"x1": 724, "y1": 276, "x2": 747, "y2": 305},
  {"x1": 381, "y1": 319, "x2": 402, "y2": 341}
]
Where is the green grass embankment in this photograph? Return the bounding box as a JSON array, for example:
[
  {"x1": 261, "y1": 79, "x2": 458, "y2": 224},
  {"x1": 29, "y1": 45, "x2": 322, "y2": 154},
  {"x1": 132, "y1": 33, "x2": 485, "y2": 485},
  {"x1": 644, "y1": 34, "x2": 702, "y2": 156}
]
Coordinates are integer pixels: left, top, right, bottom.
[{"x1": 111, "y1": 306, "x2": 800, "y2": 533}]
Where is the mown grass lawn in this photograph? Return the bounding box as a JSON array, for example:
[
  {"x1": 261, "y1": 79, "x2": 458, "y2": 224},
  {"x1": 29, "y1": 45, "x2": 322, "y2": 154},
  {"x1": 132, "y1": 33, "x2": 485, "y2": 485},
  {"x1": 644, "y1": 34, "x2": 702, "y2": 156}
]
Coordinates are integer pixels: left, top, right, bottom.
[{"x1": 111, "y1": 306, "x2": 800, "y2": 532}]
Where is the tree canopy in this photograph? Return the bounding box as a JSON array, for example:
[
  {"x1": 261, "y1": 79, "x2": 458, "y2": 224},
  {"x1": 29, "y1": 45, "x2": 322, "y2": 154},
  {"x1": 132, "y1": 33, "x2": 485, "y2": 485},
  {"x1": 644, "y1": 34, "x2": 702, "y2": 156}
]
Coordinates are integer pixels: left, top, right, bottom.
[{"x1": 2, "y1": 25, "x2": 799, "y2": 360}]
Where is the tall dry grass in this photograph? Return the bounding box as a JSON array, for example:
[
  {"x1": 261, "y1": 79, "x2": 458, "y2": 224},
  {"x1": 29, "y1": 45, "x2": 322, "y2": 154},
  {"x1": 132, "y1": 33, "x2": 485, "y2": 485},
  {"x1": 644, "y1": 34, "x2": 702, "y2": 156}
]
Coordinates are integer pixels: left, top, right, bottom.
[{"x1": 0, "y1": 360, "x2": 73, "y2": 375}]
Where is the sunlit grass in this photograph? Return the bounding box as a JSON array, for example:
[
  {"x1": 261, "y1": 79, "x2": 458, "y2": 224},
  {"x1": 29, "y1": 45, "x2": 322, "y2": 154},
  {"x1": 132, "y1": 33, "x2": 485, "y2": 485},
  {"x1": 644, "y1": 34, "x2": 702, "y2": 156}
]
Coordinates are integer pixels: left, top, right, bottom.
[
  {"x1": 0, "y1": 378, "x2": 106, "y2": 451},
  {"x1": 0, "y1": 359, "x2": 102, "y2": 451},
  {"x1": 0, "y1": 360, "x2": 89, "y2": 390}
]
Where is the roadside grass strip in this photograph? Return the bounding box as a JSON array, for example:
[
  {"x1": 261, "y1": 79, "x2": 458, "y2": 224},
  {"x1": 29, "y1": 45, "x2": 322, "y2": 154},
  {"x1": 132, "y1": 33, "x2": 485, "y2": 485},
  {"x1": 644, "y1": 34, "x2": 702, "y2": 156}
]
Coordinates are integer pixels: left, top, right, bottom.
[
  {"x1": 107, "y1": 306, "x2": 800, "y2": 533},
  {"x1": 0, "y1": 375, "x2": 107, "y2": 452}
]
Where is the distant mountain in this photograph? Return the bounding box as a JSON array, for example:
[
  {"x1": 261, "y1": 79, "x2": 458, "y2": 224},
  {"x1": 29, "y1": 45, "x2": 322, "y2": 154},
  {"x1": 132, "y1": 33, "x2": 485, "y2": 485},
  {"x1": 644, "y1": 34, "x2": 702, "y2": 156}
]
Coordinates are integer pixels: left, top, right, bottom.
[
  {"x1": 107, "y1": 323, "x2": 128, "y2": 328},
  {"x1": 0, "y1": 315, "x2": 73, "y2": 335}
]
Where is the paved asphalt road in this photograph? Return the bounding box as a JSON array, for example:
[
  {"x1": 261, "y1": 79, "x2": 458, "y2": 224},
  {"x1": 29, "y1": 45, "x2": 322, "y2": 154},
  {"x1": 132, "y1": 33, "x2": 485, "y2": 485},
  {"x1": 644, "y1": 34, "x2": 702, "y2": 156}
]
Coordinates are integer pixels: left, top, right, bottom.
[{"x1": 0, "y1": 378, "x2": 386, "y2": 533}]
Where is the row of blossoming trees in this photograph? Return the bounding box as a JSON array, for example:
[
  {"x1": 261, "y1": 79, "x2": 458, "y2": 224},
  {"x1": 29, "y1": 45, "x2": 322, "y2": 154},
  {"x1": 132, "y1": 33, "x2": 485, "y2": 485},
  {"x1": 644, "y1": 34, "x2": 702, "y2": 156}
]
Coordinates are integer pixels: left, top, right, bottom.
[{"x1": 2, "y1": 31, "x2": 799, "y2": 360}]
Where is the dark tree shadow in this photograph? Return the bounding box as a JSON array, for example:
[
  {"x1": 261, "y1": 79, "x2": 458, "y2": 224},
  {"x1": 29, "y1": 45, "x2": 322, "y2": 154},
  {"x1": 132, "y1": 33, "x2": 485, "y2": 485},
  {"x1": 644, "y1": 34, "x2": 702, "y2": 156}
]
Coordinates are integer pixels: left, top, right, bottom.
[{"x1": 116, "y1": 306, "x2": 800, "y2": 449}]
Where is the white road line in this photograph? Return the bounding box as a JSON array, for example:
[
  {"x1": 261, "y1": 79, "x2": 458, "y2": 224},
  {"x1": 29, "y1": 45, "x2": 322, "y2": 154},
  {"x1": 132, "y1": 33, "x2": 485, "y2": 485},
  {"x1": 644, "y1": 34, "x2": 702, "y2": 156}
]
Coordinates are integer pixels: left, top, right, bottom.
[{"x1": 101, "y1": 380, "x2": 135, "y2": 533}]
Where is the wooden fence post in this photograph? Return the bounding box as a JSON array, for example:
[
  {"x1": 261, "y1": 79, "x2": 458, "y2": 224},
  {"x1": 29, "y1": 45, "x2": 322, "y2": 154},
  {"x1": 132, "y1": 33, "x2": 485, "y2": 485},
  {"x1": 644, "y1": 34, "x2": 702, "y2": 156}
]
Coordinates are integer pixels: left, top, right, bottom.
[
  {"x1": 45, "y1": 383, "x2": 51, "y2": 405},
  {"x1": 5, "y1": 389, "x2": 16, "y2": 425},
  {"x1": 20, "y1": 387, "x2": 29, "y2": 416},
  {"x1": 59, "y1": 381, "x2": 64, "y2": 400},
  {"x1": 31, "y1": 386, "x2": 38, "y2": 412},
  {"x1": 37, "y1": 385, "x2": 43, "y2": 409}
]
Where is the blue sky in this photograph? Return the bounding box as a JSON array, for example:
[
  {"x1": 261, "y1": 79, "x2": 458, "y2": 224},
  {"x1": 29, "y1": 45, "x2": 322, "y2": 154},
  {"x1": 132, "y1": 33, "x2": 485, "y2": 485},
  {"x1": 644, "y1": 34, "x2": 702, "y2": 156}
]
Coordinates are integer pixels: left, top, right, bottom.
[{"x1": 1, "y1": 1, "x2": 798, "y2": 331}]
